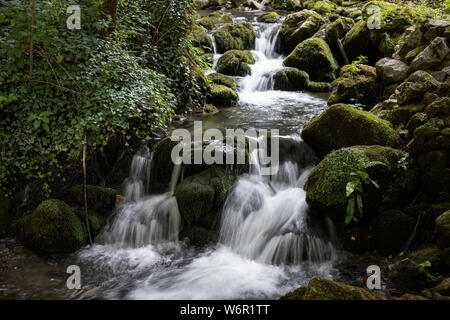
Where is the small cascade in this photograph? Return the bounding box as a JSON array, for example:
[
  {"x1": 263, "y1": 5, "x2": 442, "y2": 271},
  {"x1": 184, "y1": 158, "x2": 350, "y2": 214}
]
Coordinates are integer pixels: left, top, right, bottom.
[
  {"x1": 337, "y1": 38, "x2": 350, "y2": 65},
  {"x1": 96, "y1": 146, "x2": 182, "y2": 248}
]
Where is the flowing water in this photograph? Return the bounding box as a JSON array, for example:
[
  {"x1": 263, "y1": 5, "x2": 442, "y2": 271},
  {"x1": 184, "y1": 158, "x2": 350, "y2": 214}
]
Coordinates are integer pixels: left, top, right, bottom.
[{"x1": 26, "y1": 13, "x2": 346, "y2": 300}]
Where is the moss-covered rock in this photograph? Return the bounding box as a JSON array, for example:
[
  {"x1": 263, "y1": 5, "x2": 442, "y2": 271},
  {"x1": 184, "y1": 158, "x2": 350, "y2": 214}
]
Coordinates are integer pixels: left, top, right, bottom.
[
  {"x1": 305, "y1": 146, "x2": 417, "y2": 222},
  {"x1": 272, "y1": 0, "x2": 302, "y2": 11},
  {"x1": 431, "y1": 278, "x2": 450, "y2": 297},
  {"x1": 279, "y1": 10, "x2": 324, "y2": 54},
  {"x1": 153, "y1": 137, "x2": 179, "y2": 187},
  {"x1": 410, "y1": 37, "x2": 450, "y2": 71},
  {"x1": 394, "y1": 71, "x2": 439, "y2": 106},
  {"x1": 313, "y1": 1, "x2": 336, "y2": 14},
  {"x1": 307, "y1": 81, "x2": 332, "y2": 92},
  {"x1": 302, "y1": 104, "x2": 399, "y2": 157},
  {"x1": 435, "y1": 210, "x2": 450, "y2": 249},
  {"x1": 174, "y1": 167, "x2": 231, "y2": 229},
  {"x1": 279, "y1": 286, "x2": 307, "y2": 300},
  {"x1": 198, "y1": 11, "x2": 233, "y2": 30},
  {"x1": 179, "y1": 225, "x2": 218, "y2": 245},
  {"x1": 74, "y1": 208, "x2": 105, "y2": 237},
  {"x1": 385, "y1": 103, "x2": 425, "y2": 127},
  {"x1": 257, "y1": 12, "x2": 280, "y2": 23},
  {"x1": 69, "y1": 184, "x2": 117, "y2": 216},
  {"x1": 408, "y1": 247, "x2": 448, "y2": 274},
  {"x1": 301, "y1": 277, "x2": 376, "y2": 300},
  {"x1": 207, "y1": 84, "x2": 239, "y2": 107},
  {"x1": 328, "y1": 64, "x2": 384, "y2": 107},
  {"x1": 274, "y1": 68, "x2": 310, "y2": 91},
  {"x1": 216, "y1": 49, "x2": 255, "y2": 76},
  {"x1": 16, "y1": 199, "x2": 86, "y2": 253},
  {"x1": 192, "y1": 24, "x2": 213, "y2": 53},
  {"x1": 371, "y1": 210, "x2": 415, "y2": 254},
  {"x1": 212, "y1": 22, "x2": 255, "y2": 53},
  {"x1": 283, "y1": 37, "x2": 338, "y2": 82},
  {"x1": 388, "y1": 258, "x2": 438, "y2": 293},
  {"x1": 343, "y1": 20, "x2": 371, "y2": 62},
  {"x1": 425, "y1": 97, "x2": 450, "y2": 119},
  {"x1": 405, "y1": 45, "x2": 426, "y2": 64},
  {"x1": 207, "y1": 72, "x2": 237, "y2": 88},
  {"x1": 325, "y1": 17, "x2": 354, "y2": 48}
]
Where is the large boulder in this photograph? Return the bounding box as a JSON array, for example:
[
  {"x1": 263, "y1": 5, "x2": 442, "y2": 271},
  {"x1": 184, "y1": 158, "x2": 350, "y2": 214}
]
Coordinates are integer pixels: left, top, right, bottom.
[
  {"x1": 435, "y1": 211, "x2": 450, "y2": 249},
  {"x1": 207, "y1": 84, "x2": 239, "y2": 107},
  {"x1": 408, "y1": 247, "x2": 448, "y2": 274},
  {"x1": 410, "y1": 37, "x2": 450, "y2": 71},
  {"x1": 295, "y1": 277, "x2": 376, "y2": 300},
  {"x1": 216, "y1": 49, "x2": 255, "y2": 76},
  {"x1": 207, "y1": 72, "x2": 237, "y2": 89},
  {"x1": 343, "y1": 20, "x2": 371, "y2": 62},
  {"x1": 257, "y1": 12, "x2": 280, "y2": 23},
  {"x1": 279, "y1": 10, "x2": 324, "y2": 54},
  {"x1": 272, "y1": 0, "x2": 302, "y2": 11},
  {"x1": 274, "y1": 68, "x2": 310, "y2": 91},
  {"x1": 174, "y1": 167, "x2": 231, "y2": 230},
  {"x1": 394, "y1": 71, "x2": 439, "y2": 105},
  {"x1": 302, "y1": 104, "x2": 399, "y2": 157},
  {"x1": 16, "y1": 199, "x2": 87, "y2": 253},
  {"x1": 325, "y1": 17, "x2": 354, "y2": 50},
  {"x1": 375, "y1": 58, "x2": 410, "y2": 84},
  {"x1": 305, "y1": 146, "x2": 417, "y2": 222},
  {"x1": 212, "y1": 22, "x2": 255, "y2": 53},
  {"x1": 388, "y1": 258, "x2": 437, "y2": 293},
  {"x1": 328, "y1": 64, "x2": 385, "y2": 107},
  {"x1": 192, "y1": 25, "x2": 213, "y2": 53},
  {"x1": 283, "y1": 37, "x2": 338, "y2": 82},
  {"x1": 198, "y1": 11, "x2": 233, "y2": 31}
]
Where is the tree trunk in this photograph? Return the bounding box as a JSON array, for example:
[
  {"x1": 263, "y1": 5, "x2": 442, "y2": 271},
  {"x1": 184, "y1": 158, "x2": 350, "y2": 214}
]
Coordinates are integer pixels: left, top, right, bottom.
[{"x1": 104, "y1": 0, "x2": 118, "y2": 31}]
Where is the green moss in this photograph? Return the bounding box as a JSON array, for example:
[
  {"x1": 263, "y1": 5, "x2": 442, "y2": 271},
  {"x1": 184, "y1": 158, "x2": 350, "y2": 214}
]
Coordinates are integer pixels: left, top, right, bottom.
[
  {"x1": 212, "y1": 23, "x2": 255, "y2": 53},
  {"x1": 69, "y1": 185, "x2": 117, "y2": 215},
  {"x1": 307, "y1": 81, "x2": 332, "y2": 92},
  {"x1": 408, "y1": 122, "x2": 441, "y2": 156},
  {"x1": 274, "y1": 68, "x2": 310, "y2": 91},
  {"x1": 74, "y1": 208, "x2": 105, "y2": 237},
  {"x1": 283, "y1": 37, "x2": 338, "y2": 82},
  {"x1": 405, "y1": 45, "x2": 425, "y2": 64},
  {"x1": 216, "y1": 49, "x2": 255, "y2": 76},
  {"x1": 426, "y1": 97, "x2": 450, "y2": 119},
  {"x1": 207, "y1": 84, "x2": 239, "y2": 107},
  {"x1": 192, "y1": 24, "x2": 213, "y2": 53},
  {"x1": 257, "y1": 12, "x2": 280, "y2": 23},
  {"x1": 343, "y1": 20, "x2": 370, "y2": 61},
  {"x1": 198, "y1": 11, "x2": 233, "y2": 30},
  {"x1": 302, "y1": 277, "x2": 377, "y2": 300},
  {"x1": 325, "y1": 18, "x2": 353, "y2": 46},
  {"x1": 302, "y1": 104, "x2": 399, "y2": 157},
  {"x1": 272, "y1": 0, "x2": 302, "y2": 11},
  {"x1": 207, "y1": 72, "x2": 237, "y2": 88},
  {"x1": 16, "y1": 199, "x2": 86, "y2": 253},
  {"x1": 204, "y1": 103, "x2": 218, "y2": 113},
  {"x1": 386, "y1": 103, "x2": 425, "y2": 126},
  {"x1": 279, "y1": 286, "x2": 307, "y2": 300},
  {"x1": 313, "y1": 1, "x2": 335, "y2": 14}
]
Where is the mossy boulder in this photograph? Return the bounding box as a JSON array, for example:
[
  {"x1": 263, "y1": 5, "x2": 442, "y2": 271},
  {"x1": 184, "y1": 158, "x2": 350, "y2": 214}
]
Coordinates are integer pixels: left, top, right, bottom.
[
  {"x1": 283, "y1": 37, "x2": 338, "y2": 82},
  {"x1": 192, "y1": 24, "x2": 213, "y2": 53},
  {"x1": 16, "y1": 199, "x2": 86, "y2": 253},
  {"x1": 394, "y1": 71, "x2": 439, "y2": 105},
  {"x1": 216, "y1": 49, "x2": 255, "y2": 76},
  {"x1": 328, "y1": 64, "x2": 384, "y2": 107},
  {"x1": 179, "y1": 225, "x2": 218, "y2": 245},
  {"x1": 279, "y1": 286, "x2": 308, "y2": 300},
  {"x1": 343, "y1": 20, "x2": 371, "y2": 62},
  {"x1": 302, "y1": 104, "x2": 399, "y2": 157},
  {"x1": 325, "y1": 17, "x2": 354, "y2": 48},
  {"x1": 408, "y1": 247, "x2": 448, "y2": 274},
  {"x1": 207, "y1": 72, "x2": 237, "y2": 88},
  {"x1": 301, "y1": 277, "x2": 376, "y2": 300},
  {"x1": 272, "y1": 0, "x2": 302, "y2": 11},
  {"x1": 313, "y1": 1, "x2": 336, "y2": 14},
  {"x1": 69, "y1": 184, "x2": 117, "y2": 216},
  {"x1": 279, "y1": 10, "x2": 324, "y2": 54},
  {"x1": 307, "y1": 81, "x2": 332, "y2": 92},
  {"x1": 174, "y1": 167, "x2": 231, "y2": 229},
  {"x1": 198, "y1": 11, "x2": 233, "y2": 30},
  {"x1": 207, "y1": 84, "x2": 239, "y2": 107},
  {"x1": 388, "y1": 258, "x2": 438, "y2": 293},
  {"x1": 73, "y1": 208, "x2": 106, "y2": 237},
  {"x1": 212, "y1": 22, "x2": 255, "y2": 53},
  {"x1": 410, "y1": 37, "x2": 450, "y2": 71},
  {"x1": 385, "y1": 103, "x2": 425, "y2": 127},
  {"x1": 375, "y1": 58, "x2": 410, "y2": 84},
  {"x1": 371, "y1": 210, "x2": 415, "y2": 254},
  {"x1": 305, "y1": 146, "x2": 417, "y2": 222},
  {"x1": 153, "y1": 137, "x2": 179, "y2": 187},
  {"x1": 435, "y1": 211, "x2": 450, "y2": 249},
  {"x1": 257, "y1": 12, "x2": 280, "y2": 23},
  {"x1": 425, "y1": 96, "x2": 450, "y2": 119},
  {"x1": 274, "y1": 68, "x2": 310, "y2": 91}
]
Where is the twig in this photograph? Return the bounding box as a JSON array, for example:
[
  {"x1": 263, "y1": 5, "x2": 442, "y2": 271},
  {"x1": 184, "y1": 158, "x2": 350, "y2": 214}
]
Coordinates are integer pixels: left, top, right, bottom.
[{"x1": 83, "y1": 132, "x2": 93, "y2": 246}]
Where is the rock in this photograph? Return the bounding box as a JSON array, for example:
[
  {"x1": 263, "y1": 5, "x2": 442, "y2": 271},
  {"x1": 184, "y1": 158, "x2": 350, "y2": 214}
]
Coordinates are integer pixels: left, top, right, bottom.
[
  {"x1": 425, "y1": 97, "x2": 450, "y2": 119},
  {"x1": 69, "y1": 185, "x2": 117, "y2": 215},
  {"x1": 307, "y1": 81, "x2": 332, "y2": 92},
  {"x1": 194, "y1": 0, "x2": 210, "y2": 10},
  {"x1": 371, "y1": 210, "x2": 414, "y2": 254},
  {"x1": 432, "y1": 66, "x2": 450, "y2": 83},
  {"x1": 385, "y1": 103, "x2": 425, "y2": 127},
  {"x1": 375, "y1": 58, "x2": 410, "y2": 84},
  {"x1": 411, "y1": 37, "x2": 450, "y2": 71},
  {"x1": 192, "y1": 25, "x2": 213, "y2": 53},
  {"x1": 431, "y1": 278, "x2": 450, "y2": 297},
  {"x1": 302, "y1": 104, "x2": 399, "y2": 157},
  {"x1": 198, "y1": 11, "x2": 233, "y2": 30},
  {"x1": 394, "y1": 71, "x2": 439, "y2": 105},
  {"x1": 325, "y1": 17, "x2": 353, "y2": 48},
  {"x1": 405, "y1": 45, "x2": 426, "y2": 64},
  {"x1": 435, "y1": 210, "x2": 450, "y2": 248},
  {"x1": 272, "y1": 0, "x2": 302, "y2": 11},
  {"x1": 279, "y1": 10, "x2": 324, "y2": 54},
  {"x1": 279, "y1": 286, "x2": 307, "y2": 300},
  {"x1": 301, "y1": 277, "x2": 376, "y2": 300},
  {"x1": 207, "y1": 73, "x2": 237, "y2": 88},
  {"x1": 174, "y1": 167, "x2": 231, "y2": 229},
  {"x1": 274, "y1": 68, "x2": 310, "y2": 91},
  {"x1": 216, "y1": 49, "x2": 255, "y2": 76},
  {"x1": 16, "y1": 199, "x2": 86, "y2": 253},
  {"x1": 204, "y1": 103, "x2": 218, "y2": 113},
  {"x1": 388, "y1": 258, "x2": 437, "y2": 293},
  {"x1": 153, "y1": 137, "x2": 179, "y2": 187},
  {"x1": 404, "y1": 26, "x2": 425, "y2": 49},
  {"x1": 408, "y1": 247, "x2": 448, "y2": 274},
  {"x1": 257, "y1": 12, "x2": 280, "y2": 23},
  {"x1": 343, "y1": 20, "x2": 371, "y2": 62},
  {"x1": 207, "y1": 84, "x2": 239, "y2": 107},
  {"x1": 283, "y1": 37, "x2": 338, "y2": 82},
  {"x1": 328, "y1": 64, "x2": 384, "y2": 107},
  {"x1": 313, "y1": 1, "x2": 336, "y2": 14},
  {"x1": 423, "y1": 19, "x2": 450, "y2": 42},
  {"x1": 179, "y1": 225, "x2": 218, "y2": 245},
  {"x1": 305, "y1": 146, "x2": 417, "y2": 222},
  {"x1": 399, "y1": 293, "x2": 428, "y2": 300},
  {"x1": 212, "y1": 22, "x2": 255, "y2": 53},
  {"x1": 370, "y1": 98, "x2": 398, "y2": 117},
  {"x1": 405, "y1": 112, "x2": 427, "y2": 137}
]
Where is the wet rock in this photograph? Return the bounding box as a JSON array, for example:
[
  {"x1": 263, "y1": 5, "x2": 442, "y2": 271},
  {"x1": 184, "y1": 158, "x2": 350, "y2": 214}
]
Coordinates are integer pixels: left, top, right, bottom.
[
  {"x1": 307, "y1": 81, "x2": 332, "y2": 92},
  {"x1": 216, "y1": 49, "x2": 255, "y2": 76},
  {"x1": 274, "y1": 68, "x2": 310, "y2": 91},
  {"x1": 343, "y1": 20, "x2": 370, "y2": 62},
  {"x1": 283, "y1": 37, "x2": 338, "y2": 82},
  {"x1": 192, "y1": 25, "x2": 213, "y2": 53},
  {"x1": 16, "y1": 199, "x2": 87, "y2": 253},
  {"x1": 198, "y1": 11, "x2": 233, "y2": 30},
  {"x1": 207, "y1": 73, "x2": 237, "y2": 89},
  {"x1": 408, "y1": 247, "x2": 448, "y2": 275},
  {"x1": 301, "y1": 277, "x2": 376, "y2": 300},
  {"x1": 272, "y1": 0, "x2": 302, "y2": 11},
  {"x1": 388, "y1": 258, "x2": 437, "y2": 293},
  {"x1": 213, "y1": 22, "x2": 255, "y2": 53},
  {"x1": 69, "y1": 185, "x2": 117, "y2": 216},
  {"x1": 328, "y1": 64, "x2": 384, "y2": 107},
  {"x1": 375, "y1": 58, "x2": 410, "y2": 84},
  {"x1": 394, "y1": 71, "x2": 439, "y2": 105},
  {"x1": 207, "y1": 84, "x2": 239, "y2": 107},
  {"x1": 179, "y1": 225, "x2": 218, "y2": 245},
  {"x1": 279, "y1": 286, "x2": 307, "y2": 300},
  {"x1": 257, "y1": 12, "x2": 280, "y2": 23},
  {"x1": 435, "y1": 210, "x2": 450, "y2": 249},
  {"x1": 302, "y1": 104, "x2": 399, "y2": 157},
  {"x1": 411, "y1": 37, "x2": 450, "y2": 71}
]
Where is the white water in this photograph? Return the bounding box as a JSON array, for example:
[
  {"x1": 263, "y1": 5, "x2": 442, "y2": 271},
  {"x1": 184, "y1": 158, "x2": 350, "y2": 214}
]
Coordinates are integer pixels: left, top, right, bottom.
[{"x1": 73, "y1": 17, "x2": 337, "y2": 300}]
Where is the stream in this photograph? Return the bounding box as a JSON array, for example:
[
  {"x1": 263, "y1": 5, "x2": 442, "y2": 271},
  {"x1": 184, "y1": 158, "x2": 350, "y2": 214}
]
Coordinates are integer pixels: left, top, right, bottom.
[{"x1": 1, "y1": 11, "x2": 360, "y2": 300}]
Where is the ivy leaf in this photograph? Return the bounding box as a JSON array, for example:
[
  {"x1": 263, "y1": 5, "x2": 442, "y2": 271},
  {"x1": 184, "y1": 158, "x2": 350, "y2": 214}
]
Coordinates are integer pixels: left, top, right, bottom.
[
  {"x1": 346, "y1": 181, "x2": 357, "y2": 197},
  {"x1": 346, "y1": 196, "x2": 355, "y2": 224},
  {"x1": 356, "y1": 193, "x2": 363, "y2": 215}
]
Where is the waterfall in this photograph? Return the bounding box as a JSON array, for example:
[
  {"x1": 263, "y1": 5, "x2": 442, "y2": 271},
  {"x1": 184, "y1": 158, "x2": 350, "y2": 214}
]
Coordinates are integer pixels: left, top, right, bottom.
[{"x1": 96, "y1": 145, "x2": 182, "y2": 248}]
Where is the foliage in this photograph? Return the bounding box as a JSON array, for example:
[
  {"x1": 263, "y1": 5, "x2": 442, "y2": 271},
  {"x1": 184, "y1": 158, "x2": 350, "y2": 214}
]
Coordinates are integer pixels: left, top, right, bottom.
[{"x1": 0, "y1": 0, "x2": 204, "y2": 197}]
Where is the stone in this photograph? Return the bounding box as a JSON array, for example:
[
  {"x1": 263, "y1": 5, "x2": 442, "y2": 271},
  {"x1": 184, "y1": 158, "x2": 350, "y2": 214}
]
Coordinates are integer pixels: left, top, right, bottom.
[
  {"x1": 411, "y1": 37, "x2": 450, "y2": 71},
  {"x1": 375, "y1": 58, "x2": 410, "y2": 84},
  {"x1": 301, "y1": 277, "x2": 376, "y2": 300},
  {"x1": 388, "y1": 258, "x2": 437, "y2": 293},
  {"x1": 207, "y1": 84, "x2": 239, "y2": 107},
  {"x1": 213, "y1": 22, "x2": 256, "y2": 53},
  {"x1": 394, "y1": 71, "x2": 439, "y2": 105},
  {"x1": 274, "y1": 68, "x2": 310, "y2": 91},
  {"x1": 216, "y1": 49, "x2": 255, "y2": 76}
]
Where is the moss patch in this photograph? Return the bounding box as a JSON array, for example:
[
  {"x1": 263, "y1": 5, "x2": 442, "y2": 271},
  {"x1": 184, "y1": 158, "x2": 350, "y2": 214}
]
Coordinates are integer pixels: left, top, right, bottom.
[
  {"x1": 212, "y1": 23, "x2": 255, "y2": 53},
  {"x1": 216, "y1": 49, "x2": 255, "y2": 76}
]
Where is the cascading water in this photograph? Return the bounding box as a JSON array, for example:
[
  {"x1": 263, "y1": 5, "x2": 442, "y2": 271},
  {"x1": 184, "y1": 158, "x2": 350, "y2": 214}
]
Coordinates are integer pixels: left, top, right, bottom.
[{"x1": 71, "y1": 14, "x2": 338, "y2": 300}]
